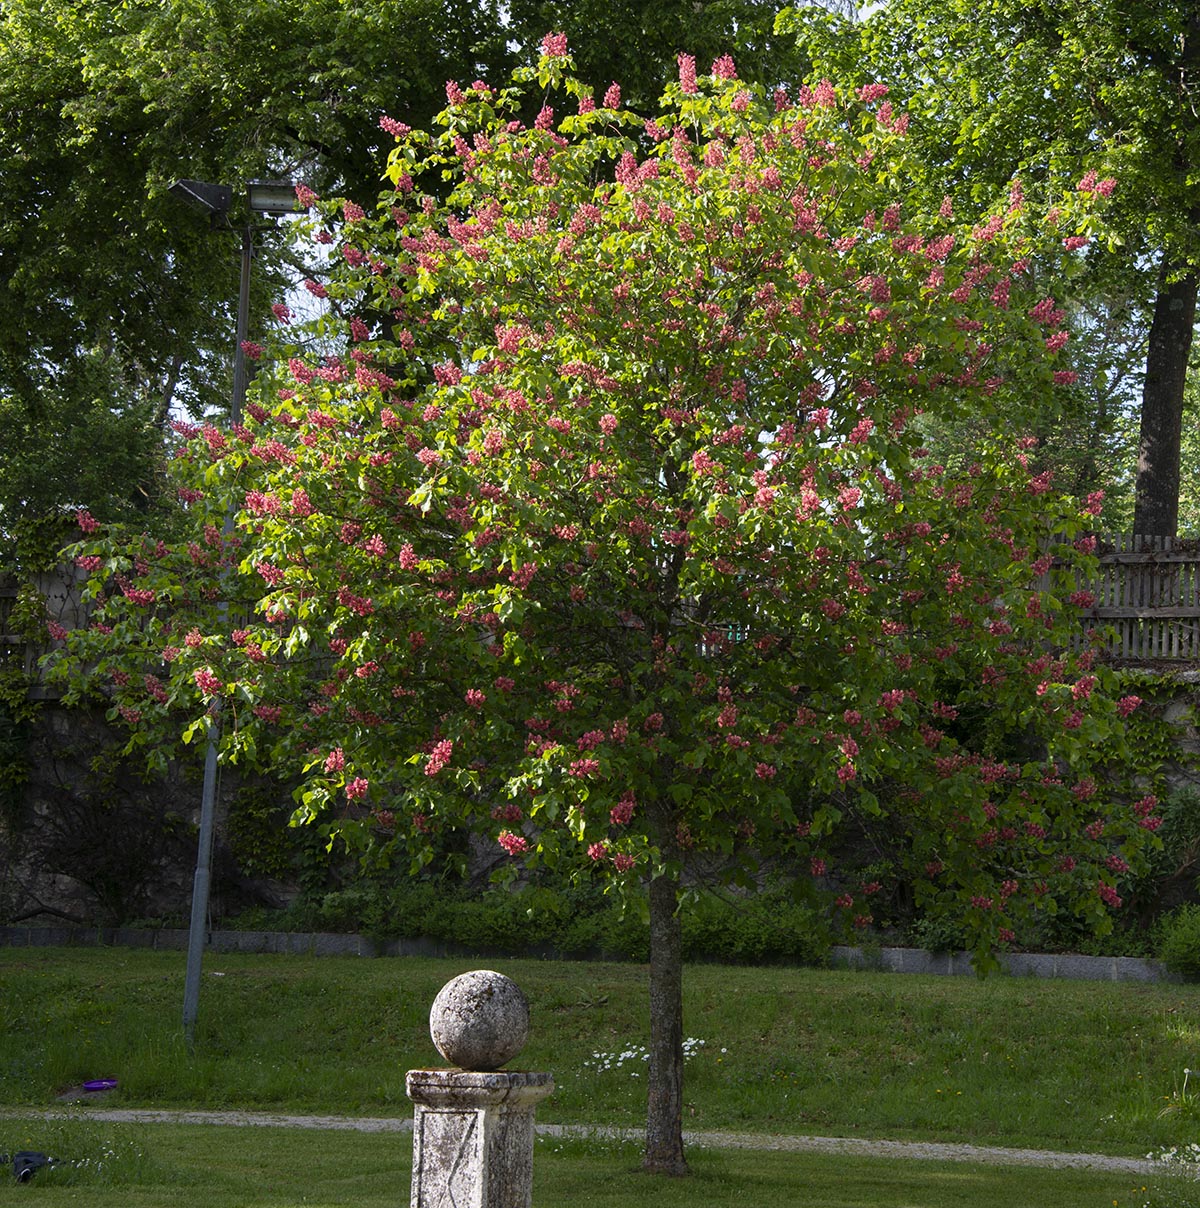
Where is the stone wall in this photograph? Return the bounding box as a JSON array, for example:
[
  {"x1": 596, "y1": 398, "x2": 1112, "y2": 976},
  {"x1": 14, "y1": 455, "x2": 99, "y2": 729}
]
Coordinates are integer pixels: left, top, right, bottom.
[
  {"x1": 3, "y1": 668, "x2": 1197, "y2": 928},
  {"x1": 0, "y1": 701, "x2": 287, "y2": 926}
]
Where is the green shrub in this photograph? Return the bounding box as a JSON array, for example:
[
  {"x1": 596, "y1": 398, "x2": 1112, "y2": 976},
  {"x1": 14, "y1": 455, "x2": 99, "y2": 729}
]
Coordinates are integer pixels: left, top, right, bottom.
[
  {"x1": 1159, "y1": 904, "x2": 1200, "y2": 978},
  {"x1": 588, "y1": 900, "x2": 650, "y2": 961},
  {"x1": 681, "y1": 889, "x2": 830, "y2": 966},
  {"x1": 903, "y1": 914, "x2": 969, "y2": 953},
  {"x1": 226, "y1": 875, "x2": 834, "y2": 967}
]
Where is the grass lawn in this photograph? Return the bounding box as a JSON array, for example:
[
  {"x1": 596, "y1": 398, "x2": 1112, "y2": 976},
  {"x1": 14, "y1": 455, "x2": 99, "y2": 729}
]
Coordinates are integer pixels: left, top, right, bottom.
[
  {"x1": 0, "y1": 1120, "x2": 1150, "y2": 1207},
  {"x1": 1, "y1": 946, "x2": 1198, "y2": 1160}
]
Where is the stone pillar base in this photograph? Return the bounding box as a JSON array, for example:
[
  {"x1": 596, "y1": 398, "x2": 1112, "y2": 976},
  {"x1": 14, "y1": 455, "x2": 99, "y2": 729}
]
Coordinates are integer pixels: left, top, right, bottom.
[{"x1": 407, "y1": 1069, "x2": 554, "y2": 1208}]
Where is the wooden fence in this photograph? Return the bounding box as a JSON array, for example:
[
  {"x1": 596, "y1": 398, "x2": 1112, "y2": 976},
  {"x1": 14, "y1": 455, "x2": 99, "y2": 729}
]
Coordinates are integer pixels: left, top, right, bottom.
[
  {"x1": 1070, "y1": 535, "x2": 1200, "y2": 661},
  {"x1": 0, "y1": 568, "x2": 90, "y2": 688},
  {"x1": 0, "y1": 581, "x2": 19, "y2": 652}
]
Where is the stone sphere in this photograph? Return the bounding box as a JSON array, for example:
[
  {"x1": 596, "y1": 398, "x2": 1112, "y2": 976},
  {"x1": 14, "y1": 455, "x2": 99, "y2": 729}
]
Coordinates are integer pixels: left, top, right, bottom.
[{"x1": 429, "y1": 970, "x2": 530, "y2": 1071}]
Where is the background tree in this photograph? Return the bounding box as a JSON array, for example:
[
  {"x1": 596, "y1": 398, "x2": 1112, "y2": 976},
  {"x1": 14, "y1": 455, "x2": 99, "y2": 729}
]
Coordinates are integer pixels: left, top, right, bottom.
[
  {"x1": 0, "y1": 0, "x2": 511, "y2": 564},
  {"x1": 782, "y1": 0, "x2": 1200, "y2": 535},
  {"x1": 504, "y1": 0, "x2": 831, "y2": 113},
  {"x1": 1177, "y1": 349, "x2": 1200, "y2": 534},
  {"x1": 49, "y1": 43, "x2": 1157, "y2": 1171}
]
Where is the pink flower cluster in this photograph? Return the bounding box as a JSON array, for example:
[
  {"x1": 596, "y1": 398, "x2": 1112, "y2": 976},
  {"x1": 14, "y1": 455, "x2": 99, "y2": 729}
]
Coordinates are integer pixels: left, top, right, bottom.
[
  {"x1": 337, "y1": 587, "x2": 374, "y2": 616},
  {"x1": 256, "y1": 561, "x2": 286, "y2": 587},
  {"x1": 610, "y1": 792, "x2": 636, "y2": 825},
  {"x1": 678, "y1": 54, "x2": 697, "y2": 95},
  {"x1": 193, "y1": 668, "x2": 222, "y2": 696},
  {"x1": 510, "y1": 562, "x2": 538, "y2": 589},
  {"x1": 1076, "y1": 170, "x2": 1116, "y2": 197},
  {"x1": 498, "y1": 830, "x2": 529, "y2": 855},
  {"x1": 426, "y1": 739, "x2": 453, "y2": 776}
]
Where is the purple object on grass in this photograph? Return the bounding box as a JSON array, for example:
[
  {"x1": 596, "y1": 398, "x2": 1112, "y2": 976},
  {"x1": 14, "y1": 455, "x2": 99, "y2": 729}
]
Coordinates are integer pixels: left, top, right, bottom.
[{"x1": 83, "y1": 1079, "x2": 118, "y2": 1092}]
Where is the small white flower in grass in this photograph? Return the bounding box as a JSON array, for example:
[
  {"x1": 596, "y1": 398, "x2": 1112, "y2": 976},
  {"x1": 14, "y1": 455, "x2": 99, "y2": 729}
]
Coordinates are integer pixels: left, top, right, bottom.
[{"x1": 584, "y1": 1038, "x2": 711, "y2": 1074}]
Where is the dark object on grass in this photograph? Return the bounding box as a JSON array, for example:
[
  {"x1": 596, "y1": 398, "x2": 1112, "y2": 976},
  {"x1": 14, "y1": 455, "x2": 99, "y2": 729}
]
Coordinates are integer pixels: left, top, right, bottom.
[
  {"x1": 83, "y1": 1078, "x2": 118, "y2": 1093},
  {"x1": 0, "y1": 1151, "x2": 57, "y2": 1182}
]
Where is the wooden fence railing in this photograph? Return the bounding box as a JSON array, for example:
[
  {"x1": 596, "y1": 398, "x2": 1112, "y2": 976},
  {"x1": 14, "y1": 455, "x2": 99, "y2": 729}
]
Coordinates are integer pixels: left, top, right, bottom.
[{"x1": 1072, "y1": 534, "x2": 1200, "y2": 661}]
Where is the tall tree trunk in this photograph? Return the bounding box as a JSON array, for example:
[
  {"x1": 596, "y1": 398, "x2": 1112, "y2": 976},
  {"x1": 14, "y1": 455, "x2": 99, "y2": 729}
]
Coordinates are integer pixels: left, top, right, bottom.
[
  {"x1": 644, "y1": 863, "x2": 687, "y2": 1175},
  {"x1": 154, "y1": 354, "x2": 185, "y2": 432},
  {"x1": 1132, "y1": 257, "x2": 1199, "y2": 538}
]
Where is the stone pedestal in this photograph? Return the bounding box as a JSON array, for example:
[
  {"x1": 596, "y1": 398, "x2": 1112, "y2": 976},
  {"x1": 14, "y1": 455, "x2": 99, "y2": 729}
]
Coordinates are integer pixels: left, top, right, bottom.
[
  {"x1": 409, "y1": 971, "x2": 553, "y2": 1208},
  {"x1": 407, "y1": 1069, "x2": 555, "y2": 1208}
]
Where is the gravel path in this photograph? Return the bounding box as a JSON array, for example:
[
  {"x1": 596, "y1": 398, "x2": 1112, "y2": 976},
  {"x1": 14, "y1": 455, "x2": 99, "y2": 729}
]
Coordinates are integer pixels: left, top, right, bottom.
[{"x1": 0, "y1": 1107, "x2": 1168, "y2": 1177}]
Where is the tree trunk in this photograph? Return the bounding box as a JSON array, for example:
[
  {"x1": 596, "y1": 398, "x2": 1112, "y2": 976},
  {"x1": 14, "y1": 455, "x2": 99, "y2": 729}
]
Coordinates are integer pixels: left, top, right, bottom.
[
  {"x1": 154, "y1": 354, "x2": 185, "y2": 432},
  {"x1": 644, "y1": 865, "x2": 687, "y2": 1175},
  {"x1": 1133, "y1": 258, "x2": 1198, "y2": 537}
]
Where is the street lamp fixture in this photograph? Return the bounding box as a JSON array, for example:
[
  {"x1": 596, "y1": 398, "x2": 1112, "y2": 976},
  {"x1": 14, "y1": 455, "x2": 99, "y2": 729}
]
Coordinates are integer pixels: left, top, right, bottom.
[{"x1": 169, "y1": 178, "x2": 302, "y2": 221}]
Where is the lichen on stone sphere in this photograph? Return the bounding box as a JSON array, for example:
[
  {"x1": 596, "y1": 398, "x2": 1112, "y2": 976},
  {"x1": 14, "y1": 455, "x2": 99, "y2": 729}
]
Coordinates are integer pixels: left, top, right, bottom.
[{"x1": 429, "y1": 970, "x2": 530, "y2": 1070}]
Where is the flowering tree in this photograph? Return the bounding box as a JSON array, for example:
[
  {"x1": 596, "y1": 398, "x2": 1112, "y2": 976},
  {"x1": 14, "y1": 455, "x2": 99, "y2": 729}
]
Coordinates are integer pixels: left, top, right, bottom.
[{"x1": 48, "y1": 39, "x2": 1159, "y2": 1173}]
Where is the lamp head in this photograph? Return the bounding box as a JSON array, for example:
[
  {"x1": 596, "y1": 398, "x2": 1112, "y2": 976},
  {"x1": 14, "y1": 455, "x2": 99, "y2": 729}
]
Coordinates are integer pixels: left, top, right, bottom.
[
  {"x1": 168, "y1": 179, "x2": 233, "y2": 221},
  {"x1": 247, "y1": 180, "x2": 305, "y2": 216}
]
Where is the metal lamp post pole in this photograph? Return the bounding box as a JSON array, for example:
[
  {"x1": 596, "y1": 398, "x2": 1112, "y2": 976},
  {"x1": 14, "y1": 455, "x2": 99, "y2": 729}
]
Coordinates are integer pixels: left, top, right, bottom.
[
  {"x1": 182, "y1": 221, "x2": 252, "y2": 1044},
  {"x1": 170, "y1": 178, "x2": 298, "y2": 1043}
]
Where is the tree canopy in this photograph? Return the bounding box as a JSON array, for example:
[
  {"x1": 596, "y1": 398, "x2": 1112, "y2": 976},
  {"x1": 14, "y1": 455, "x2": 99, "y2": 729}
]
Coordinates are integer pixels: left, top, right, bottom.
[
  {"x1": 48, "y1": 41, "x2": 1159, "y2": 1170},
  {"x1": 5, "y1": 0, "x2": 1193, "y2": 559}
]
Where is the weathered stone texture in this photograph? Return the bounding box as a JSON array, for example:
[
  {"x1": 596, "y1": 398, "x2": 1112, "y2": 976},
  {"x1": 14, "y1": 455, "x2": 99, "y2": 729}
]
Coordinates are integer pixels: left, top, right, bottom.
[{"x1": 429, "y1": 969, "x2": 530, "y2": 1071}]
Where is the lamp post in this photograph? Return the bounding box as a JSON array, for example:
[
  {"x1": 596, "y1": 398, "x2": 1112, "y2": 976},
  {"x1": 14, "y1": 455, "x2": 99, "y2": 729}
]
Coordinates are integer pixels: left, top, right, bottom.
[{"x1": 169, "y1": 178, "x2": 301, "y2": 1042}]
